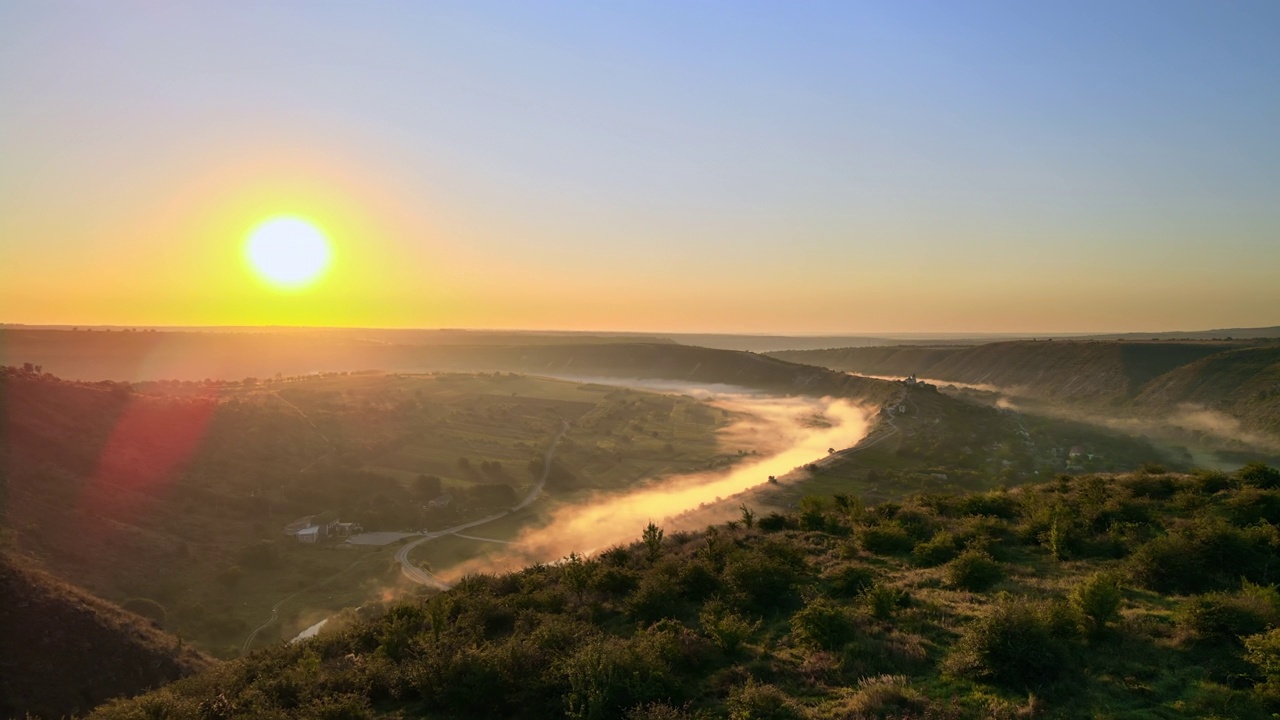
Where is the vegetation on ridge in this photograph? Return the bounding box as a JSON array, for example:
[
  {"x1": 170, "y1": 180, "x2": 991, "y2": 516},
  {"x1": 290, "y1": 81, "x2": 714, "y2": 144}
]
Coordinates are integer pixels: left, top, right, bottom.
[{"x1": 93, "y1": 463, "x2": 1280, "y2": 719}]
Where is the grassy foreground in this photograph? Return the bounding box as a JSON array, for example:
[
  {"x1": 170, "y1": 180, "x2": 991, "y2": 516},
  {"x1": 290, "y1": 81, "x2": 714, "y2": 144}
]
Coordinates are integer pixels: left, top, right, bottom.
[{"x1": 93, "y1": 463, "x2": 1280, "y2": 719}]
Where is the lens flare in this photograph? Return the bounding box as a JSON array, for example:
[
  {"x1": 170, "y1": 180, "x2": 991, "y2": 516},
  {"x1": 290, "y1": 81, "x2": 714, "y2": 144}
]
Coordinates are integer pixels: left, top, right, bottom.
[{"x1": 244, "y1": 216, "x2": 332, "y2": 290}]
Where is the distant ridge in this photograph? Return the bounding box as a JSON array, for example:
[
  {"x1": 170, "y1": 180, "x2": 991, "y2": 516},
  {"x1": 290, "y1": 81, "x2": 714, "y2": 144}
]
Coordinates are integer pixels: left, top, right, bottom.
[{"x1": 774, "y1": 339, "x2": 1280, "y2": 442}]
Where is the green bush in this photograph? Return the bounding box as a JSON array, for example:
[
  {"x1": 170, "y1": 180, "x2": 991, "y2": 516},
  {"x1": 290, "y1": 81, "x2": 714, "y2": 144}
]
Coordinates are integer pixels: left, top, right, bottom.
[
  {"x1": 862, "y1": 583, "x2": 909, "y2": 620},
  {"x1": 726, "y1": 679, "x2": 802, "y2": 720},
  {"x1": 946, "y1": 550, "x2": 1004, "y2": 592},
  {"x1": 911, "y1": 530, "x2": 960, "y2": 567},
  {"x1": 563, "y1": 636, "x2": 677, "y2": 720},
  {"x1": 1071, "y1": 572, "x2": 1123, "y2": 638},
  {"x1": 699, "y1": 601, "x2": 760, "y2": 656},
  {"x1": 1225, "y1": 489, "x2": 1280, "y2": 528},
  {"x1": 1240, "y1": 463, "x2": 1280, "y2": 490},
  {"x1": 723, "y1": 544, "x2": 806, "y2": 613},
  {"x1": 626, "y1": 702, "x2": 692, "y2": 720},
  {"x1": 1129, "y1": 519, "x2": 1279, "y2": 594},
  {"x1": 946, "y1": 597, "x2": 1077, "y2": 688},
  {"x1": 626, "y1": 573, "x2": 683, "y2": 622},
  {"x1": 790, "y1": 598, "x2": 858, "y2": 650},
  {"x1": 1177, "y1": 584, "x2": 1280, "y2": 645},
  {"x1": 1125, "y1": 472, "x2": 1179, "y2": 499},
  {"x1": 1244, "y1": 628, "x2": 1280, "y2": 691},
  {"x1": 1194, "y1": 470, "x2": 1233, "y2": 494},
  {"x1": 824, "y1": 563, "x2": 876, "y2": 597},
  {"x1": 860, "y1": 522, "x2": 916, "y2": 555},
  {"x1": 757, "y1": 513, "x2": 796, "y2": 532},
  {"x1": 956, "y1": 492, "x2": 1020, "y2": 519}
]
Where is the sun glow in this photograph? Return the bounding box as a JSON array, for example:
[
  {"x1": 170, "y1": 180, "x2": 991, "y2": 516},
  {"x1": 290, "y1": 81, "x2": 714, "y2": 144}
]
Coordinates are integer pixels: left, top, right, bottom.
[{"x1": 244, "y1": 216, "x2": 333, "y2": 290}]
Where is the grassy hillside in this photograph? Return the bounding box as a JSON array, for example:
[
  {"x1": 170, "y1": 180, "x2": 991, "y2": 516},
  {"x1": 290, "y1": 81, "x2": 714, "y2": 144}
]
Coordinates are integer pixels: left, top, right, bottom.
[
  {"x1": 742, "y1": 382, "x2": 1175, "y2": 514},
  {"x1": 775, "y1": 341, "x2": 1245, "y2": 400},
  {"x1": 1134, "y1": 346, "x2": 1280, "y2": 437},
  {"x1": 90, "y1": 463, "x2": 1280, "y2": 719},
  {"x1": 774, "y1": 341, "x2": 1280, "y2": 441},
  {"x1": 0, "y1": 552, "x2": 213, "y2": 719}
]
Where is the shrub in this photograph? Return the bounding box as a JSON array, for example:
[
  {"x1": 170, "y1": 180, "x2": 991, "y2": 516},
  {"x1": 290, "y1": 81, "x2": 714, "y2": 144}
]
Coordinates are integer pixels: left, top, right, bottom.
[
  {"x1": 791, "y1": 598, "x2": 858, "y2": 650},
  {"x1": 723, "y1": 544, "x2": 806, "y2": 613},
  {"x1": 946, "y1": 597, "x2": 1077, "y2": 688},
  {"x1": 956, "y1": 492, "x2": 1020, "y2": 519},
  {"x1": 1177, "y1": 584, "x2": 1280, "y2": 645},
  {"x1": 1194, "y1": 470, "x2": 1233, "y2": 494},
  {"x1": 824, "y1": 563, "x2": 876, "y2": 597},
  {"x1": 758, "y1": 512, "x2": 797, "y2": 532},
  {"x1": 911, "y1": 530, "x2": 960, "y2": 567},
  {"x1": 563, "y1": 636, "x2": 677, "y2": 720},
  {"x1": 626, "y1": 573, "x2": 683, "y2": 622},
  {"x1": 726, "y1": 678, "x2": 802, "y2": 720},
  {"x1": 675, "y1": 559, "x2": 721, "y2": 601},
  {"x1": 1129, "y1": 519, "x2": 1279, "y2": 594},
  {"x1": 860, "y1": 522, "x2": 916, "y2": 555},
  {"x1": 1223, "y1": 488, "x2": 1280, "y2": 527},
  {"x1": 600, "y1": 545, "x2": 632, "y2": 567},
  {"x1": 1071, "y1": 572, "x2": 1123, "y2": 638},
  {"x1": 946, "y1": 550, "x2": 1004, "y2": 592},
  {"x1": 862, "y1": 583, "x2": 909, "y2": 620},
  {"x1": 626, "y1": 702, "x2": 692, "y2": 720},
  {"x1": 699, "y1": 601, "x2": 760, "y2": 656},
  {"x1": 590, "y1": 566, "x2": 638, "y2": 597},
  {"x1": 1244, "y1": 628, "x2": 1280, "y2": 691},
  {"x1": 1125, "y1": 472, "x2": 1178, "y2": 499},
  {"x1": 1240, "y1": 463, "x2": 1280, "y2": 489},
  {"x1": 832, "y1": 675, "x2": 931, "y2": 719}
]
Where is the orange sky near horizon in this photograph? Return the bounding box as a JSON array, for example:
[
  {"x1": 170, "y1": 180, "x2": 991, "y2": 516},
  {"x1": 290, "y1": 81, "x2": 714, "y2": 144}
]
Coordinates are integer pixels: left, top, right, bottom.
[{"x1": 3, "y1": 3, "x2": 1278, "y2": 335}]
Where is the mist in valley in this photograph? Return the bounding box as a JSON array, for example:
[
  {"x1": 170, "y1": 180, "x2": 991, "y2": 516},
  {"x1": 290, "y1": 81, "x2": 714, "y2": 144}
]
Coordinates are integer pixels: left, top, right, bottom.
[{"x1": 437, "y1": 386, "x2": 872, "y2": 579}]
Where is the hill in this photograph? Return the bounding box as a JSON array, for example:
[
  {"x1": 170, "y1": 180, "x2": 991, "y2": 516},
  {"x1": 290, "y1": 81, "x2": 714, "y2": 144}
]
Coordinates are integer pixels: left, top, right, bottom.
[
  {"x1": 89, "y1": 463, "x2": 1280, "y2": 719},
  {"x1": 0, "y1": 552, "x2": 213, "y2": 719},
  {"x1": 0, "y1": 367, "x2": 750, "y2": 657},
  {"x1": 774, "y1": 340, "x2": 1280, "y2": 443}
]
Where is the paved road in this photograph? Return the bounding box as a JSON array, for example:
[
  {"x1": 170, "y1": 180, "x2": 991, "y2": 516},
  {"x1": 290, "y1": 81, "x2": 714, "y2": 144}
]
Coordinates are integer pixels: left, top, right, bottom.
[{"x1": 393, "y1": 419, "x2": 569, "y2": 588}]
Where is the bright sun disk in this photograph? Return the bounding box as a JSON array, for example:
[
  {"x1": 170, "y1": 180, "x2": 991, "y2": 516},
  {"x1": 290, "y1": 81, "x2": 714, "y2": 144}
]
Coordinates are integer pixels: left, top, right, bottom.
[{"x1": 244, "y1": 216, "x2": 332, "y2": 289}]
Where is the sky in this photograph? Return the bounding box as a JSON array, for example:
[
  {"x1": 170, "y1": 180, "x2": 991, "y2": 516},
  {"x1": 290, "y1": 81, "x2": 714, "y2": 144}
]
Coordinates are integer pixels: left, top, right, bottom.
[{"x1": 2, "y1": 1, "x2": 1278, "y2": 334}]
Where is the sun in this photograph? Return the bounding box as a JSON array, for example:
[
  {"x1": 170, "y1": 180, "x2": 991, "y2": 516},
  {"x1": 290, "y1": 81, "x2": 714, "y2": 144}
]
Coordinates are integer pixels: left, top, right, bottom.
[{"x1": 243, "y1": 216, "x2": 333, "y2": 289}]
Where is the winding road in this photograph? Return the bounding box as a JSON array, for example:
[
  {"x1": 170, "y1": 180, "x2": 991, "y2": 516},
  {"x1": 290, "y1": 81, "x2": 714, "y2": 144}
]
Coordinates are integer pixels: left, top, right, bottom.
[
  {"x1": 242, "y1": 420, "x2": 568, "y2": 653},
  {"x1": 393, "y1": 419, "x2": 569, "y2": 588}
]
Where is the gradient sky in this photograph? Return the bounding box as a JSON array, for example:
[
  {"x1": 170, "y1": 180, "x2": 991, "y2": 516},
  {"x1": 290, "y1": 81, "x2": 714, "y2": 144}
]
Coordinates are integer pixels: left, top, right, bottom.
[{"x1": 2, "y1": 1, "x2": 1278, "y2": 334}]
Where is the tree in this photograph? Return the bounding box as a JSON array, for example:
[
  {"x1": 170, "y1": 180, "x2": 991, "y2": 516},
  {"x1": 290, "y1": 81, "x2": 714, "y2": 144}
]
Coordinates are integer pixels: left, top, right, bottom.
[
  {"x1": 643, "y1": 522, "x2": 664, "y2": 562},
  {"x1": 415, "y1": 474, "x2": 443, "y2": 499}
]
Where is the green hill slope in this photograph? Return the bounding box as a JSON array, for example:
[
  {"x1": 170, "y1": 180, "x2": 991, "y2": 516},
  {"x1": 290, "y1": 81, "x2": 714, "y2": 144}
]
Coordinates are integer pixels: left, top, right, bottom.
[
  {"x1": 775, "y1": 341, "x2": 1244, "y2": 400},
  {"x1": 775, "y1": 341, "x2": 1280, "y2": 441},
  {"x1": 89, "y1": 464, "x2": 1280, "y2": 720},
  {"x1": 1, "y1": 553, "x2": 213, "y2": 719},
  {"x1": 1134, "y1": 345, "x2": 1280, "y2": 434}
]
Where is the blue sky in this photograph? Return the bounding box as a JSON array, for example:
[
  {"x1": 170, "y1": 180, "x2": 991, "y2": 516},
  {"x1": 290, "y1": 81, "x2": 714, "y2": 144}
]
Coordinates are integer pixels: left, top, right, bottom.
[{"x1": 2, "y1": 1, "x2": 1277, "y2": 332}]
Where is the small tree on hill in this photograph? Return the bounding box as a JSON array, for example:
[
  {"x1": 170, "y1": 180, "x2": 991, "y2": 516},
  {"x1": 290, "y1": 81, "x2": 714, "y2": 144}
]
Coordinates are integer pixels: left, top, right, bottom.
[{"x1": 643, "y1": 522, "x2": 664, "y2": 562}]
